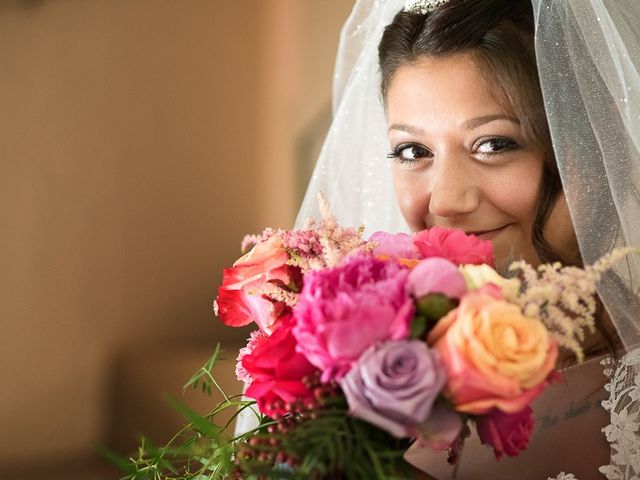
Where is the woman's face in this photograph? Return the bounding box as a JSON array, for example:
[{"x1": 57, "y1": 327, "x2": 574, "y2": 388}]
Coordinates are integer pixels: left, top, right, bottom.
[{"x1": 386, "y1": 53, "x2": 575, "y2": 269}]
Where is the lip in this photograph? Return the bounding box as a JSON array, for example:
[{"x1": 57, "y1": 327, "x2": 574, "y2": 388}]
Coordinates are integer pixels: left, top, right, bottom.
[{"x1": 466, "y1": 224, "x2": 512, "y2": 241}]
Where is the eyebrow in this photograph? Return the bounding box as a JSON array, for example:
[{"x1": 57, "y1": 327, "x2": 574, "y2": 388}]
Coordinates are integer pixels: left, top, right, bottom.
[
  {"x1": 388, "y1": 114, "x2": 520, "y2": 134},
  {"x1": 462, "y1": 114, "x2": 520, "y2": 129}
]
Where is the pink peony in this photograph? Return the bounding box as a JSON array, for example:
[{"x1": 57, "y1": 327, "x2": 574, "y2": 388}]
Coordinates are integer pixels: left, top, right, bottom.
[
  {"x1": 293, "y1": 254, "x2": 414, "y2": 382},
  {"x1": 476, "y1": 407, "x2": 534, "y2": 460},
  {"x1": 413, "y1": 227, "x2": 494, "y2": 266},
  {"x1": 407, "y1": 257, "x2": 467, "y2": 300}
]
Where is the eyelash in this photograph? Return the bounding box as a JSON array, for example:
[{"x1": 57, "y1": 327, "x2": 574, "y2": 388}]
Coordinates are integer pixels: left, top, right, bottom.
[
  {"x1": 387, "y1": 137, "x2": 519, "y2": 164},
  {"x1": 386, "y1": 144, "x2": 432, "y2": 163}
]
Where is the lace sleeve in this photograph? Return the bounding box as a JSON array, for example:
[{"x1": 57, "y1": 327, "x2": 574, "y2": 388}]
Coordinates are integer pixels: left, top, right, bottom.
[
  {"x1": 599, "y1": 347, "x2": 640, "y2": 480},
  {"x1": 547, "y1": 347, "x2": 640, "y2": 480}
]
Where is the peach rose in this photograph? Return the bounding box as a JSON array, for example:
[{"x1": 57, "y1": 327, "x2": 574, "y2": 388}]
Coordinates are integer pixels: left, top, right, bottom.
[
  {"x1": 215, "y1": 236, "x2": 298, "y2": 334},
  {"x1": 427, "y1": 292, "x2": 557, "y2": 414}
]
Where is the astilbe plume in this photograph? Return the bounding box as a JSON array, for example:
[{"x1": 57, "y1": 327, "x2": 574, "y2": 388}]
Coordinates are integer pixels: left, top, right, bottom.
[
  {"x1": 285, "y1": 193, "x2": 367, "y2": 273},
  {"x1": 509, "y1": 247, "x2": 638, "y2": 361},
  {"x1": 237, "y1": 195, "x2": 367, "y2": 312}
]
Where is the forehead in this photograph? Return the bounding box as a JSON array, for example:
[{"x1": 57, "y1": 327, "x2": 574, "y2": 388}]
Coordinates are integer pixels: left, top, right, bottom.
[{"x1": 386, "y1": 53, "x2": 513, "y2": 127}]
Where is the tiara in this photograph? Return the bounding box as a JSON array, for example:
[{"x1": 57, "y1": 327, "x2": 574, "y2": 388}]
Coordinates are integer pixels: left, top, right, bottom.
[{"x1": 404, "y1": 0, "x2": 450, "y2": 15}]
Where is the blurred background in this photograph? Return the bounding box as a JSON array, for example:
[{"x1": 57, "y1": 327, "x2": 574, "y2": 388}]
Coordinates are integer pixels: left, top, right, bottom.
[{"x1": 0, "y1": 0, "x2": 354, "y2": 478}]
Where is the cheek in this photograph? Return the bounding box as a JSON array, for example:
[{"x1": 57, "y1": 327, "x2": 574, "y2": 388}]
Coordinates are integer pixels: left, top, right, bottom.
[
  {"x1": 544, "y1": 193, "x2": 578, "y2": 255},
  {"x1": 489, "y1": 176, "x2": 539, "y2": 224},
  {"x1": 392, "y1": 168, "x2": 429, "y2": 231}
]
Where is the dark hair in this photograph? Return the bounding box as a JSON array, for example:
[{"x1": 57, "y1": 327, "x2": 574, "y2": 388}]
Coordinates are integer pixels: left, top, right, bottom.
[
  {"x1": 378, "y1": 0, "x2": 574, "y2": 265},
  {"x1": 379, "y1": 0, "x2": 619, "y2": 353}
]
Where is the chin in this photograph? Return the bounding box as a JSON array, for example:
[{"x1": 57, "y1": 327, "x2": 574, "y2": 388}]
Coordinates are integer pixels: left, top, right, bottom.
[{"x1": 491, "y1": 234, "x2": 540, "y2": 273}]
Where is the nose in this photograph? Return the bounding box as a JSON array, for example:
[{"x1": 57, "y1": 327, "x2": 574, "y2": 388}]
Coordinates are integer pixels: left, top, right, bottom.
[{"x1": 428, "y1": 158, "x2": 480, "y2": 218}]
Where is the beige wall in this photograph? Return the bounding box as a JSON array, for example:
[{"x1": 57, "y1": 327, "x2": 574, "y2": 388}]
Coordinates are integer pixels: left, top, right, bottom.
[{"x1": 0, "y1": 0, "x2": 352, "y2": 476}]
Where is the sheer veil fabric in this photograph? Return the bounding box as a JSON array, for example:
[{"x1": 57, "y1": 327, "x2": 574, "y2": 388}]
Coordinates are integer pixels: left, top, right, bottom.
[
  {"x1": 293, "y1": 0, "x2": 640, "y2": 478},
  {"x1": 295, "y1": 0, "x2": 407, "y2": 235},
  {"x1": 532, "y1": 0, "x2": 640, "y2": 350}
]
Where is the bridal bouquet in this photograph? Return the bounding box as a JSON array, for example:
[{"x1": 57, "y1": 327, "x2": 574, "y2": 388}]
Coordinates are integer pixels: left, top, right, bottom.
[{"x1": 115, "y1": 198, "x2": 630, "y2": 480}]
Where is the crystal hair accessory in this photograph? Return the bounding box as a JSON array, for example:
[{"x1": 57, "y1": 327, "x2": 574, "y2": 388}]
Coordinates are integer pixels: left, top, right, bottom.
[{"x1": 404, "y1": 0, "x2": 450, "y2": 14}]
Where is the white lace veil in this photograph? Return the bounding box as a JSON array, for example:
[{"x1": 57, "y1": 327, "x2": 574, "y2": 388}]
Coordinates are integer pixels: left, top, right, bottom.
[{"x1": 296, "y1": 0, "x2": 640, "y2": 352}]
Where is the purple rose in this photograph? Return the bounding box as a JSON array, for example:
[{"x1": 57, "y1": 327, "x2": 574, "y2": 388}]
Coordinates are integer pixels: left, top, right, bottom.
[
  {"x1": 340, "y1": 340, "x2": 446, "y2": 438},
  {"x1": 407, "y1": 257, "x2": 467, "y2": 300}
]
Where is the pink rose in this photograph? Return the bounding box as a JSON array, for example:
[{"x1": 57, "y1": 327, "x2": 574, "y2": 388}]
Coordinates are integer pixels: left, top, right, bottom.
[
  {"x1": 215, "y1": 236, "x2": 299, "y2": 334},
  {"x1": 242, "y1": 317, "x2": 319, "y2": 417},
  {"x1": 293, "y1": 254, "x2": 414, "y2": 382},
  {"x1": 408, "y1": 258, "x2": 467, "y2": 300},
  {"x1": 476, "y1": 407, "x2": 534, "y2": 460},
  {"x1": 413, "y1": 227, "x2": 494, "y2": 266},
  {"x1": 427, "y1": 292, "x2": 557, "y2": 414}
]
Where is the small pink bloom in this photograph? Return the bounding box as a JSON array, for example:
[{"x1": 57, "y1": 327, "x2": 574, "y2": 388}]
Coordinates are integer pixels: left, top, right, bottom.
[
  {"x1": 413, "y1": 227, "x2": 494, "y2": 266},
  {"x1": 370, "y1": 232, "x2": 421, "y2": 261},
  {"x1": 476, "y1": 407, "x2": 534, "y2": 460},
  {"x1": 408, "y1": 258, "x2": 467, "y2": 300},
  {"x1": 235, "y1": 329, "x2": 269, "y2": 384},
  {"x1": 293, "y1": 254, "x2": 414, "y2": 382}
]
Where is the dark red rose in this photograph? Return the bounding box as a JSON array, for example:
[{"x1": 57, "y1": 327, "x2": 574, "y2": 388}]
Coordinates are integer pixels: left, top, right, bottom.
[
  {"x1": 476, "y1": 407, "x2": 534, "y2": 460},
  {"x1": 243, "y1": 318, "x2": 318, "y2": 417}
]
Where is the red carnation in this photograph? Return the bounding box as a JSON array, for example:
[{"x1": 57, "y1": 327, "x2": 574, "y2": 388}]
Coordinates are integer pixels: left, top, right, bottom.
[{"x1": 413, "y1": 227, "x2": 494, "y2": 266}]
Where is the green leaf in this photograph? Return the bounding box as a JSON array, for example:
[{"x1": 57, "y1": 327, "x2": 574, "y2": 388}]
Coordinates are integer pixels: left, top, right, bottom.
[
  {"x1": 183, "y1": 344, "x2": 230, "y2": 401},
  {"x1": 165, "y1": 395, "x2": 222, "y2": 438},
  {"x1": 410, "y1": 315, "x2": 428, "y2": 339},
  {"x1": 95, "y1": 443, "x2": 137, "y2": 474}
]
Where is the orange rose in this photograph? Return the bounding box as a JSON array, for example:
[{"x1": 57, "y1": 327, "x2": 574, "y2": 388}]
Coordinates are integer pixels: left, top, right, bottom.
[{"x1": 427, "y1": 292, "x2": 557, "y2": 414}]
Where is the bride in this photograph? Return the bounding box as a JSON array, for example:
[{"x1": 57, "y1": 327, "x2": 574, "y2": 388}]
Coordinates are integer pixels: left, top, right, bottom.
[{"x1": 296, "y1": 0, "x2": 640, "y2": 478}]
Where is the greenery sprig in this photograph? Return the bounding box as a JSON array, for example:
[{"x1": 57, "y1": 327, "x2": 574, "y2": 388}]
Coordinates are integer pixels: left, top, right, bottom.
[{"x1": 107, "y1": 345, "x2": 414, "y2": 480}]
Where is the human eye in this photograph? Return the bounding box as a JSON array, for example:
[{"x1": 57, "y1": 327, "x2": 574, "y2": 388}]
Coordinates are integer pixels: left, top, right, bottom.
[
  {"x1": 473, "y1": 137, "x2": 519, "y2": 157},
  {"x1": 386, "y1": 143, "x2": 433, "y2": 163}
]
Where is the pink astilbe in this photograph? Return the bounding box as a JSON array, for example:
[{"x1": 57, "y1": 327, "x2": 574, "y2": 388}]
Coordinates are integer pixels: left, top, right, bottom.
[
  {"x1": 241, "y1": 234, "x2": 263, "y2": 253},
  {"x1": 510, "y1": 247, "x2": 638, "y2": 361},
  {"x1": 286, "y1": 194, "x2": 367, "y2": 273}
]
